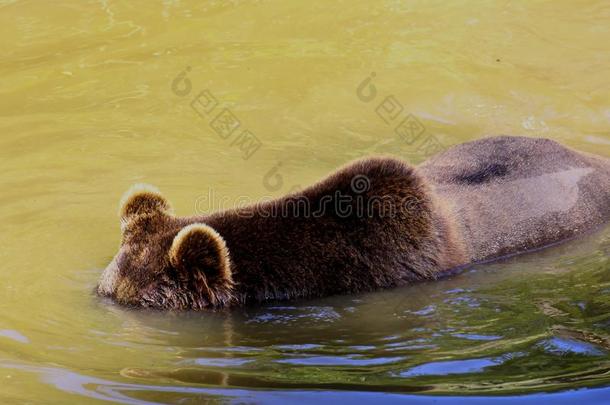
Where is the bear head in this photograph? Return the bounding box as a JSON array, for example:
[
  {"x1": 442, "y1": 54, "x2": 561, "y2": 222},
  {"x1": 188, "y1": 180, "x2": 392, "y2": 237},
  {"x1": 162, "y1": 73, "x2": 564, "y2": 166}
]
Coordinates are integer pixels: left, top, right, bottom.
[{"x1": 97, "y1": 184, "x2": 235, "y2": 310}]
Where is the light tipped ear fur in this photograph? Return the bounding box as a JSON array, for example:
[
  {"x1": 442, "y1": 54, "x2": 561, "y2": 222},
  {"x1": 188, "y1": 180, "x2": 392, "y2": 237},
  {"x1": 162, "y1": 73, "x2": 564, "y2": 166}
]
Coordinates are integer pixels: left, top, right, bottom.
[
  {"x1": 169, "y1": 223, "x2": 233, "y2": 289},
  {"x1": 119, "y1": 183, "x2": 173, "y2": 228}
]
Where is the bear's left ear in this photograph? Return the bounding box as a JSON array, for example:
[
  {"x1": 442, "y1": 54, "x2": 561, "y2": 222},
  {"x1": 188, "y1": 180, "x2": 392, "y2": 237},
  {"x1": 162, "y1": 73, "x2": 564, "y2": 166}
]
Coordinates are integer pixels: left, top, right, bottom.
[
  {"x1": 119, "y1": 183, "x2": 173, "y2": 229},
  {"x1": 169, "y1": 223, "x2": 233, "y2": 299}
]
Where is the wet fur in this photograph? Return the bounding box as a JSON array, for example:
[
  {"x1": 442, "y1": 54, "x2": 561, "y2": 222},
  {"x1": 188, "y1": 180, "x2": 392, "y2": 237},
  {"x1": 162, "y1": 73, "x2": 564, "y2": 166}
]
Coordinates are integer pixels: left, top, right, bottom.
[
  {"x1": 98, "y1": 136, "x2": 610, "y2": 310},
  {"x1": 420, "y1": 136, "x2": 610, "y2": 262}
]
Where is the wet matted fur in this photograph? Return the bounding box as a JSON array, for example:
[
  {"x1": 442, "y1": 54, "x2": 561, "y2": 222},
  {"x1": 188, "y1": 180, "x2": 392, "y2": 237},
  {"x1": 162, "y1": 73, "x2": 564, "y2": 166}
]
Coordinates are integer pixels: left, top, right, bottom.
[{"x1": 98, "y1": 136, "x2": 610, "y2": 310}]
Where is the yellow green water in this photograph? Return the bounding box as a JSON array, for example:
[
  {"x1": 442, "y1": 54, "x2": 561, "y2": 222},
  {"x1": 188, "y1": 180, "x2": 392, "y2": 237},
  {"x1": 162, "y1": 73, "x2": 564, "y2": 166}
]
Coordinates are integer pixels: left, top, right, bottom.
[{"x1": 1, "y1": 0, "x2": 610, "y2": 403}]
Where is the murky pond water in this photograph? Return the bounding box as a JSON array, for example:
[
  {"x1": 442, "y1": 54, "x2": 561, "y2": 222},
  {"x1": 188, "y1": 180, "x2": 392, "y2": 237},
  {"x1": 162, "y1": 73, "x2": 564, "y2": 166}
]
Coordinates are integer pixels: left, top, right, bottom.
[{"x1": 1, "y1": 0, "x2": 610, "y2": 403}]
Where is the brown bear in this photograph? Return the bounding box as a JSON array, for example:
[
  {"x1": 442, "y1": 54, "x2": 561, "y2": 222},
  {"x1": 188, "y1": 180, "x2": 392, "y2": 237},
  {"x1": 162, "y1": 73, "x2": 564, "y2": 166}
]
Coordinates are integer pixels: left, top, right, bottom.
[{"x1": 97, "y1": 136, "x2": 610, "y2": 310}]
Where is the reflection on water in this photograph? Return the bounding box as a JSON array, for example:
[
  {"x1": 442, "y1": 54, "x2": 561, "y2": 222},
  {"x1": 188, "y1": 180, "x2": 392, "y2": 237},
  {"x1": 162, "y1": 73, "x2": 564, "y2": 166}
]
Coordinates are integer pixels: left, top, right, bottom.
[
  {"x1": 6, "y1": 361, "x2": 610, "y2": 405},
  {"x1": 399, "y1": 357, "x2": 506, "y2": 377},
  {"x1": 0, "y1": 330, "x2": 29, "y2": 344},
  {"x1": 538, "y1": 338, "x2": 606, "y2": 357},
  {"x1": 1, "y1": 0, "x2": 610, "y2": 403}
]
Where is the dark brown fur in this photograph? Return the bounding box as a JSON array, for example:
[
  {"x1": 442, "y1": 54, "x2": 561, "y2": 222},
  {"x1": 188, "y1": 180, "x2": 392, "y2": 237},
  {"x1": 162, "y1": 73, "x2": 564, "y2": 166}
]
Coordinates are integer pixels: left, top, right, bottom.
[{"x1": 98, "y1": 136, "x2": 610, "y2": 310}]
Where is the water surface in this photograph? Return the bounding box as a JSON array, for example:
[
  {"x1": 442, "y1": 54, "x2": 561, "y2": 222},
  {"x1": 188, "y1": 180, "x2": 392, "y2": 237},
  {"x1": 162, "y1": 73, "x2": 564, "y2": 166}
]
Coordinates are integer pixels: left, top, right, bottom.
[{"x1": 1, "y1": 0, "x2": 610, "y2": 403}]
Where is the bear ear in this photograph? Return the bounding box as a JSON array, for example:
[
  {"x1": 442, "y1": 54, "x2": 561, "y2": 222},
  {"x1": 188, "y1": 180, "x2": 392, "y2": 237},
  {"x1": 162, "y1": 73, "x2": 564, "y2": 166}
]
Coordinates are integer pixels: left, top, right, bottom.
[
  {"x1": 119, "y1": 183, "x2": 173, "y2": 227},
  {"x1": 169, "y1": 223, "x2": 233, "y2": 293}
]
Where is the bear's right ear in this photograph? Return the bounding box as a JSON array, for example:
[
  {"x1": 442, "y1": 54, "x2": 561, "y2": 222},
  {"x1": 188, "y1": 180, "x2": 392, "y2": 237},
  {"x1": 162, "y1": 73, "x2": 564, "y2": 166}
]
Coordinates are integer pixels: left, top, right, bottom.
[
  {"x1": 119, "y1": 183, "x2": 173, "y2": 228},
  {"x1": 169, "y1": 223, "x2": 234, "y2": 306}
]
